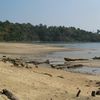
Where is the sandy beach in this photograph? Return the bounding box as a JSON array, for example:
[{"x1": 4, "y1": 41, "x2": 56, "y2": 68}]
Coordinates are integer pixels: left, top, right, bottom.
[{"x1": 0, "y1": 43, "x2": 100, "y2": 100}]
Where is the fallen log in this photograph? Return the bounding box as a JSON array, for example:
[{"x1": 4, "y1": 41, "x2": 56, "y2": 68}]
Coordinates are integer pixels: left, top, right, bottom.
[
  {"x1": 92, "y1": 56, "x2": 100, "y2": 60},
  {"x1": 50, "y1": 64, "x2": 56, "y2": 68},
  {"x1": 2, "y1": 89, "x2": 19, "y2": 100},
  {"x1": 57, "y1": 76, "x2": 64, "y2": 79},
  {"x1": 50, "y1": 64, "x2": 66, "y2": 70},
  {"x1": 91, "y1": 91, "x2": 95, "y2": 97},
  {"x1": 96, "y1": 81, "x2": 100, "y2": 87},
  {"x1": 67, "y1": 64, "x2": 83, "y2": 69},
  {"x1": 42, "y1": 73, "x2": 52, "y2": 77},
  {"x1": 64, "y1": 58, "x2": 88, "y2": 61},
  {"x1": 26, "y1": 59, "x2": 50, "y2": 65},
  {"x1": 96, "y1": 90, "x2": 100, "y2": 95},
  {"x1": 76, "y1": 90, "x2": 81, "y2": 97},
  {"x1": 64, "y1": 58, "x2": 76, "y2": 61}
]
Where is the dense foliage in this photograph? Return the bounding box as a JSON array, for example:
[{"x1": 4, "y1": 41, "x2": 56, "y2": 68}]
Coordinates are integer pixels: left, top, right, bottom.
[{"x1": 0, "y1": 20, "x2": 100, "y2": 42}]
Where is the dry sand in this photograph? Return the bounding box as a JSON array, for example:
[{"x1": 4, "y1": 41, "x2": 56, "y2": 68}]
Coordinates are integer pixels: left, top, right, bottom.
[{"x1": 0, "y1": 43, "x2": 100, "y2": 100}]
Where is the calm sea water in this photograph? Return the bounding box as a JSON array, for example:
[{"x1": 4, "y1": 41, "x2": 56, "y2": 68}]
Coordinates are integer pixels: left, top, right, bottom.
[
  {"x1": 45, "y1": 43, "x2": 100, "y2": 74},
  {"x1": 45, "y1": 43, "x2": 100, "y2": 64},
  {"x1": 1, "y1": 43, "x2": 100, "y2": 62},
  {"x1": 1, "y1": 42, "x2": 100, "y2": 74}
]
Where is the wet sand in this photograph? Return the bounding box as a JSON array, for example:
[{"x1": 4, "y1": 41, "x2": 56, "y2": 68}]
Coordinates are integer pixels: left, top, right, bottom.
[
  {"x1": 0, "y1": 43, "x2": 100, "y2": 100},
  {"x1": 0, "y1": 42, "x2": 82, "y2": 55}
]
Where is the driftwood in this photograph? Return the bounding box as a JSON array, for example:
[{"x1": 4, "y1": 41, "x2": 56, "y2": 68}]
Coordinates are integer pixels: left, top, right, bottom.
[
  {"x1": 67, "y1": 64, "x2": 83, "y2": 69},
  {"x1": 92, "y1": 56, "x2": 100, "y2": 60},
  {"x1": 91, "y1": 91, "x2": 95, "y2": 97},
  {"x1": 64, "y1": 58, "x2": 88, "y2": 61},
  {"x1": 1, "y1": 56, "x2": 50, "y2": 68},
  {"x1": 2, "y1": 89, "x2": 19, "y2": 100},
  {"x1": 96, "y1": 90, "x2": 100, "y2": 95},
  {"x1": 42, "y1": 73, "x2": 52, "y2": 77},
  {"x1": 1, "y1": 56, "x2": 28, "y2": 68},
  {"x1": 2, "y1": 57, "x2": 20, "y2": 63},
  {"x1": 26, "y1": 59, "x2": 50, "y2": 65},
  {"x1": 50, "y1": 64, "x2": 56, "y2": 68},
  {"x1": 33, "y1": 71, "x2": 52, "y2": 77},
  {"x1": 96, "y1": 81, "x2": 100, "y2": 87},
  {"x1": 50, "y1": 64, "x2": 66, "y2": 70},
  {"x1": 76, "y1": 90, "x2": 81, "y2": 97},
  {"x1": 57, "y1": 76, "x2": 64, "y2": 79}
]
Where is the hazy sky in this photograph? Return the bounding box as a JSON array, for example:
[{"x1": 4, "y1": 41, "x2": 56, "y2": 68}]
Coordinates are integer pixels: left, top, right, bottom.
[{"x1": 0, "y1": 0, "x2": 100, "y2": 31}]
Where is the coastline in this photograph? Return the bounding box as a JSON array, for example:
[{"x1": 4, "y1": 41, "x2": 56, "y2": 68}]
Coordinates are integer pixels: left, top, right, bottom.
[{"x1": 0, "y1": 42, "x2": 100, "y2": 100}]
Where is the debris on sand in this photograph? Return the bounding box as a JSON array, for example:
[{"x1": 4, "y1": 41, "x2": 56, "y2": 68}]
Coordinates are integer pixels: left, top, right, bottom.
[
  {"x1": 57, "y1": 75, "x2": 64, "y2": 79},
  {"x1": 92, "y1": 56, "x2": 100, "y2": 60},
  {"x1": 91, "y1": 91, "x2": 95, "y2": 97},
  {"x1": 67, "y1": 64, "x2": 83, "y2": 69},
  {"x1": 1, "y1": 56, "x2": 30, "y2": 68},
  {"x1": 26, "y1": 59, "x2": 50, "y2": 65},
  {"x1": 50, "y1": 64, "x2": 66, "y2": 70},
  {"x1": 2, "y1": 89, "x2": 19, "y2": 100},
  {"x1": 76, "y1": 89, "x2": 81, "y2": 97},
  {"x1": 64, "y1": 57, "x2": 88, "y2": 61},
  {"x1": 95, "y1": 81, "x2": 100, "y2": 87}
]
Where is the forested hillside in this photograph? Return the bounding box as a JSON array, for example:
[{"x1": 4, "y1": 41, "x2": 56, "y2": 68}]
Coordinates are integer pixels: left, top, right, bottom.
[{"x1": 0, "y1": 20, "x2": 100, "y2": 42}]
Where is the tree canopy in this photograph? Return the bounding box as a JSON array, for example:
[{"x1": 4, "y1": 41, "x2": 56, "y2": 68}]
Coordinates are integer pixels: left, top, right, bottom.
[{"x1": 0, "y1": 20, "x2": 100, "y2": 42}]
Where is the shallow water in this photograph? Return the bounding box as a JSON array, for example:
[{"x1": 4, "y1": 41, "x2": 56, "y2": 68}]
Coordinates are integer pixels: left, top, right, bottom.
[
  {"x1": 45, "y1": 43, "x2": 100, "y2": 74},
  {"x1": 68, "y1": 66, "x2": 100, "y2": 75},
  {"x1": 1, "y1": 42, "x2": 100, "y2": 74},
  {"x1": 46, "y1": 42, "x2": 100, "y2": 63}
]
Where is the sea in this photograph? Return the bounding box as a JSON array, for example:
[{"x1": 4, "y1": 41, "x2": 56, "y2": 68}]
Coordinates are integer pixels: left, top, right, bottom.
[
  {"x1": 45, "y1": 42, "x2": 100, "y2": 63},
  {"x1": 44, "y1": 42, "x2": 100, "y2": 74}
]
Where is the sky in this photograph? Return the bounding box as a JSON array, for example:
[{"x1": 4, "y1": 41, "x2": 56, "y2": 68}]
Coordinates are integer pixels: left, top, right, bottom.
[{"x1": 0, "y1": 0, "x2": 100, "y2": 32}]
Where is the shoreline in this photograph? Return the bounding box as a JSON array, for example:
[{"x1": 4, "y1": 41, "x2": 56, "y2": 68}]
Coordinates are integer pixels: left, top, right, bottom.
[{"x1": 0, "y1": 42, "x2": 100, "y2": 99}]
